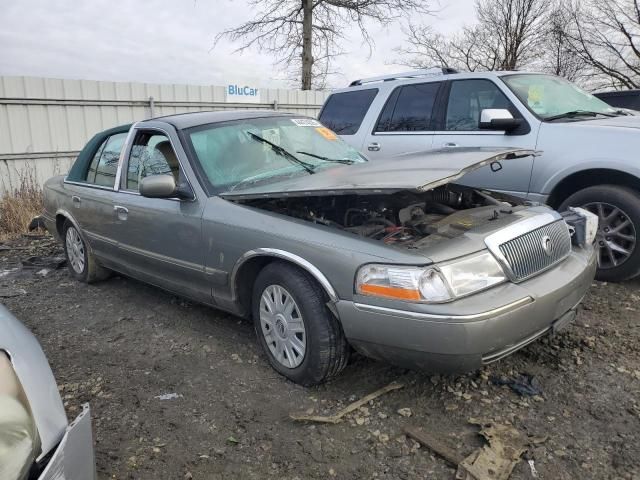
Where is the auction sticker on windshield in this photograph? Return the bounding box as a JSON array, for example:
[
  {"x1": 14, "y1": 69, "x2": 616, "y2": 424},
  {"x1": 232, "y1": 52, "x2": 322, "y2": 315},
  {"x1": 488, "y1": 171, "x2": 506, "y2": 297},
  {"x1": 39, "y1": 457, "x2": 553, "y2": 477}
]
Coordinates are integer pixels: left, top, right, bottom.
[
  {"x1": 315, "y1": 127, "x2": 337, "y2": 140},
  {"x1": 291, "y1": 118, "x2": 321, "y2": 127}
]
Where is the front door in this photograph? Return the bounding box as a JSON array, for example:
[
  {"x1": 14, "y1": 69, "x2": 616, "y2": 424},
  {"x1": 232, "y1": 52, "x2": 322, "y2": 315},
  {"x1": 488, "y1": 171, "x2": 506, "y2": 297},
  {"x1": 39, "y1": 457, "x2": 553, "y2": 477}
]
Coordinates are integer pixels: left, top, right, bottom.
[
  {"x1": 360, "y1": 81, "x2": 442, "y2": 159},
  {"x1": 109, "y1": 127, "x2": 209, "y2": 302},
  {"x1": 434, "y1": 79, "x2": 539, "y2": 197}
]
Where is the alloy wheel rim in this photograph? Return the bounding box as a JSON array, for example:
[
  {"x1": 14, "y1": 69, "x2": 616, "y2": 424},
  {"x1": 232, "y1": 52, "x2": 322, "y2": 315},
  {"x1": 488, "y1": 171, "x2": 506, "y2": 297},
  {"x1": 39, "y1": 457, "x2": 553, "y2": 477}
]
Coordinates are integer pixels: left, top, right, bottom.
[
  {"x1": 583, "y1": 202, "x2": 636, "y2": 269},
  {"x1": 65, "y1": 227, "x2": 85, "y2": 274},
  {"x1": 259, "y1": 284, "x2": 306, "y2": 369}
]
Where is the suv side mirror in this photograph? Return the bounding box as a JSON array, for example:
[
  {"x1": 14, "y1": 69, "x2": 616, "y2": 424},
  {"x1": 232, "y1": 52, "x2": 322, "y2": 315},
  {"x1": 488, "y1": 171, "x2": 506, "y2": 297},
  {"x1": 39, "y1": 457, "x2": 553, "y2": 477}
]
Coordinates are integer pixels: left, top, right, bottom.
[
  {"x1": 480, "y1": 109, "x2": 522, "y2": 132},
  {"x1": 139, "y1": 175, "x2": 177, "y2": 198}
]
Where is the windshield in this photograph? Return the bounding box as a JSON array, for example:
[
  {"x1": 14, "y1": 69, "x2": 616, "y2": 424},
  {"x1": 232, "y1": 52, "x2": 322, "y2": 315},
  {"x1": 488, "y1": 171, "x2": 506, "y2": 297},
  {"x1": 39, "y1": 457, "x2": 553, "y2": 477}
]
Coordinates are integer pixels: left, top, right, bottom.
[
  {"x1": 502, "y1": 74, "x2": 619, "y2": 120},
  {"x1": 185, "y1": 116, "x2": 366, "y2": 193}
]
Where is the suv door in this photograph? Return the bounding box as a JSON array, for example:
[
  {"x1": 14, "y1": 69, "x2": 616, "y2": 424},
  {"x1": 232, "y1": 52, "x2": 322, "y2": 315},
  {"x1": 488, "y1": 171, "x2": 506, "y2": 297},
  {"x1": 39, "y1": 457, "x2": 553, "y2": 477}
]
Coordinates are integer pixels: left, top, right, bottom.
[
  {"x1": 434, "y1": 79, "x2": 538, "y2": 197},
  {"x1": 63, "y1": 132, "x2": 128, "y2": 264},
  {"x1": 109, "y1": 127, "x2": 209, "y2": 302},
  {"x1": 360, "y1": 81, "x2": 442, "y2": 159}
]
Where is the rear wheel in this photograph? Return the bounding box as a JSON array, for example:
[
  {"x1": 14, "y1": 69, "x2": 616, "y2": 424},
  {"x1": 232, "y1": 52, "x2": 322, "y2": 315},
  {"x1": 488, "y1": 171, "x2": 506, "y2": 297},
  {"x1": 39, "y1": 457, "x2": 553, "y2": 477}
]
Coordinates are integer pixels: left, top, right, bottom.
[
  {"x1": 252, "y1": 262, "x2": 349, "y2": 386},
  {"x1": 62, "y1": 220, "x2": 110, "y2": 283},
  {"x1": 559, "y1": 185, "x2": 640, "y2": 281}
]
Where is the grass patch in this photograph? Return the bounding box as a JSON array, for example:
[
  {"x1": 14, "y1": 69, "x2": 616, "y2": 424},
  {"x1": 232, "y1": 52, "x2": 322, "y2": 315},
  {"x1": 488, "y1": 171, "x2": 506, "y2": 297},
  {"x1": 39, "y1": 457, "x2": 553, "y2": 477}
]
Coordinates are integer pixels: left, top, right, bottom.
[{"x1": 0, "y1": 169, "x2": 43, "y2": 239}]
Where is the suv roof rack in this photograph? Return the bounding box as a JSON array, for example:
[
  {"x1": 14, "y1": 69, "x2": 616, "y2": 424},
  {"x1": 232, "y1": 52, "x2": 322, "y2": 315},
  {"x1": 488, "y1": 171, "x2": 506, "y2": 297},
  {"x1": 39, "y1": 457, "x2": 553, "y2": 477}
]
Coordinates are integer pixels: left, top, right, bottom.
[{"x1": 348, "y1": 67, "x2": 459, "y2": 87}]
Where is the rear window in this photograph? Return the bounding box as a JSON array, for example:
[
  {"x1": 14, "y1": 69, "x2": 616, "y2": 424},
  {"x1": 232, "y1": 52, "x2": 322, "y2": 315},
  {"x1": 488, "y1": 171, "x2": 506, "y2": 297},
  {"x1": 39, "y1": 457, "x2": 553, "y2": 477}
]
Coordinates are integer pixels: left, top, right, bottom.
[
  {"x1": 319, "y1": 89, "x2": 378, "y2": 135},
  {"x1": 375, "y1": 82, "x2": 440, "y2": 132},
  {"x1": 85, "y1": 132, "x2": 127, "y2": 187}
]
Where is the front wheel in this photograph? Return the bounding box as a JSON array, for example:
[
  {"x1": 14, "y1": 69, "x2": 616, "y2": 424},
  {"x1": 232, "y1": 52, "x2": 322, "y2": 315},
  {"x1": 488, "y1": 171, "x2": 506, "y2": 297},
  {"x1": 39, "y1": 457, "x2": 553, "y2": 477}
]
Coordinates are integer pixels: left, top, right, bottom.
[
  {"x1": 252, "y1": 262, "x2": 349, "y2": 386},
  {"x1": 559, "y1": 185, "x2": 640, "y2": 281}
]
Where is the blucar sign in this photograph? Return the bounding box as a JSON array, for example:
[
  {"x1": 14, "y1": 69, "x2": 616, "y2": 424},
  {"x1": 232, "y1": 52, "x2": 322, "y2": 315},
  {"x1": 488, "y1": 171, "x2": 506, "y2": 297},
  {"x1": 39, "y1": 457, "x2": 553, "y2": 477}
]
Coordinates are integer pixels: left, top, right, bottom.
[{"x1": 226, "y1": 84, "x2": 261, "y2": 103}]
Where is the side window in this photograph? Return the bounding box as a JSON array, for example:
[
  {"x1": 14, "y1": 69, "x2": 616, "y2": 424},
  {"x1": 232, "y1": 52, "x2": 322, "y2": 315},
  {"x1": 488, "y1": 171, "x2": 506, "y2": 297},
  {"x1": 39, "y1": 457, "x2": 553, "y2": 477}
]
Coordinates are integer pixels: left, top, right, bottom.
[
  {"x1": 375, "y1": 82, "x2": 440, "y2": 132},
  {"x1": 126, "y1": 132, "x2": 179, "y2": 191},
  {"x1": 445, "y1": 80, "x2": 513, "y2": 131},
  {"x1": 318, "y1": 89, "x2": 378, "y2": 135},
  {"x1": 85, "y1": 132, "x2": 127, "y2": 187}
]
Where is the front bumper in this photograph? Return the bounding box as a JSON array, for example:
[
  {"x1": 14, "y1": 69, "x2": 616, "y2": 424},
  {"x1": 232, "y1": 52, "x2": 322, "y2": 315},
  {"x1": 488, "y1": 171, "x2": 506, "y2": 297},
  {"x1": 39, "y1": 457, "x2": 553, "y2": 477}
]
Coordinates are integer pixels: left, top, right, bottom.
[
  {"x1": 337, "y1": 246, "x2": 597, "y2": 372},
  {"x1": 39, "y1": 404, "x2": 96, "y2": 480}
]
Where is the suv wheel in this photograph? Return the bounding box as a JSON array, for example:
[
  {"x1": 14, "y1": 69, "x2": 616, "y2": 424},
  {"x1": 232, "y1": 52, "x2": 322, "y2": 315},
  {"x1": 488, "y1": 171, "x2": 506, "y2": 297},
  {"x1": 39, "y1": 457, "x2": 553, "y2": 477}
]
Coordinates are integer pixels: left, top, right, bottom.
[
  {"x1": 62, "y1": 220, "x2": 110, "y2": 283},
  {"x1": 559, "y1": 185, "x2": 640, "y2": 281},
  {"x1": 252, "y1": 262, "x2": 349, "y2": 386}
]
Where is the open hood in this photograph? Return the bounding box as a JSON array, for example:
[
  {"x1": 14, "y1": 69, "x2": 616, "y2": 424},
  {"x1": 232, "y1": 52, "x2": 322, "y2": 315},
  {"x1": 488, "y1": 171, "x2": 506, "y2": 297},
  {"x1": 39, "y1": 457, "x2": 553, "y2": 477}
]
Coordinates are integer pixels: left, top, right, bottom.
[{"x1": 220, "y1": 147, "x2": 536, "y2": 200}]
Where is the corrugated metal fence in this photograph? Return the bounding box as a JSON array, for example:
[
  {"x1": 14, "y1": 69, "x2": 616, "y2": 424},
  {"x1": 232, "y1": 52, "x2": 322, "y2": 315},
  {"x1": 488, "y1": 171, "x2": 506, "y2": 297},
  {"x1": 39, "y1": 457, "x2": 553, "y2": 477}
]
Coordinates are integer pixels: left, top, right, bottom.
[{"x1": 0, "y1": 76, "x2": 328, "y2": 194}]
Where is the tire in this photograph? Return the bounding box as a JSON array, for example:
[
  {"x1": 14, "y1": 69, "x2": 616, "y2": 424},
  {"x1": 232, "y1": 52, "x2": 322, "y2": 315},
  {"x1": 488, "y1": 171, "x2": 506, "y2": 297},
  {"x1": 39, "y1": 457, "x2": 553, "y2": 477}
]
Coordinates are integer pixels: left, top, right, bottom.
[
  {"x1": 558, "y1": 185, "x2": 640, "y2": 281},
  {"x1": 62, "y1": 220, "x2": 110, "y2": 283},
  {"x1": 252, "y1": 262, "x2": 350, "y2": 386}
]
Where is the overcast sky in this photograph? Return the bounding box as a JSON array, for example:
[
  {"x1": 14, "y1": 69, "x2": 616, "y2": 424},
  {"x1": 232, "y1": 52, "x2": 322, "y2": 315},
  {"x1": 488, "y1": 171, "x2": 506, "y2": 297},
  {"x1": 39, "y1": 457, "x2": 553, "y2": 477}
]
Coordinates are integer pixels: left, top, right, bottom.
[{"x1": 0, "y1": 0, "x2": 476, "y2": 89}]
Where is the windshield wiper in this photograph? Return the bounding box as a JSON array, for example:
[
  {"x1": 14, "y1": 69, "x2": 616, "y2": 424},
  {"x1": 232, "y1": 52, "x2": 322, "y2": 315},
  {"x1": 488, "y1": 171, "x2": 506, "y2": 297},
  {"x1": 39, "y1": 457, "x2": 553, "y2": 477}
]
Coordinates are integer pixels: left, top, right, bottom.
[
  {"x1": 546, "y1": 110, "x2": 617, "y2": 121},
  {"x1": 296, "y1": 151, "x2": 356, "y2": 165},
  {"x1": 246, "y1": 131, "x2": 315, "y2": 174}
]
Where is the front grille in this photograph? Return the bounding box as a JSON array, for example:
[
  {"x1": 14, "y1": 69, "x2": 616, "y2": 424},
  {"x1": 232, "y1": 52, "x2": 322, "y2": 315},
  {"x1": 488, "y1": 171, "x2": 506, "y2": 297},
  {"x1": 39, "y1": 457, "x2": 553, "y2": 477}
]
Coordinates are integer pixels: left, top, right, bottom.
[{"x1": 499, "y1": 220, "x2": 571, "y2": 282}]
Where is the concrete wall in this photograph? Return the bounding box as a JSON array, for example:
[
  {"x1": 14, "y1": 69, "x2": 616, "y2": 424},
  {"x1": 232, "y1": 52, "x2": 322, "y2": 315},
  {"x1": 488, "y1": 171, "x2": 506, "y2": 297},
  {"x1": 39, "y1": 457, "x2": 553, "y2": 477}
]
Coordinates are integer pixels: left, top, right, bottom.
[{"x1": 0, "y1": 76, "x2": 328, "y2": 194}]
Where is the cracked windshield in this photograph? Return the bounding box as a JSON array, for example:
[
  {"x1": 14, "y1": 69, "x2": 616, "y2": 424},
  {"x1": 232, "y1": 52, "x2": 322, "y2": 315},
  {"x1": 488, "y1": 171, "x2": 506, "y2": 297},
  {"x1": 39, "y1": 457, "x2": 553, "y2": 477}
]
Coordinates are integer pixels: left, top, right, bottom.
[{"x1": 187, "y1": 117, "x2": 366, "y2": 192}]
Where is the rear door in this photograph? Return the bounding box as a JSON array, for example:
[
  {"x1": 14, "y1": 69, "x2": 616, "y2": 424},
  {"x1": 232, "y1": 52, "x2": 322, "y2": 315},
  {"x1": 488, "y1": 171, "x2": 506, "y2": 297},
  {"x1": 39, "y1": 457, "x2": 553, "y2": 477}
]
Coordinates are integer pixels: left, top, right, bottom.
[
  {"x1": 359, "y1": 81, "x2": 442, "y2": 159},
  {"x1": 109, "y1": 126, "x2": 209, "y2": 302},
  {"x1": 433, "y1": 78, "x2": 538, "y2": 196},
  {"x1": 63, "y1": 131, "x2": 128, "y2": 264}
]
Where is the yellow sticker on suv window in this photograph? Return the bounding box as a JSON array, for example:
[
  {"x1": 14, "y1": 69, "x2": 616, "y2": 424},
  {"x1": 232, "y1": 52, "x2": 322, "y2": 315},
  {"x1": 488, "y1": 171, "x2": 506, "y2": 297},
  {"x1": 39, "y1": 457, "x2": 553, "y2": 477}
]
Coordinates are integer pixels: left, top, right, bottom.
[{"x1": 315, "y1": 127, "x2": 337, "y2": 140}]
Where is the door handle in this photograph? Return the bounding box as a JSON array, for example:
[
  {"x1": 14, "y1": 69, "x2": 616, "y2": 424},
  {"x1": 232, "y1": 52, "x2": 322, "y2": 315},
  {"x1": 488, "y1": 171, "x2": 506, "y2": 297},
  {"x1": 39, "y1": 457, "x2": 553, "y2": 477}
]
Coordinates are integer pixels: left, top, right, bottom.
[
  {"x1": 114, "y1": 205, "x2": 128, "y2": 221},
  {"x1": 367, "y1": 142, "x2": 381, "y2": 152},
  {"x1": 443, "y1": 142, "x2": 459, "y2": 148},
  {"x1": 72, "y1": 195, "x2": 81, "y2": 208}
]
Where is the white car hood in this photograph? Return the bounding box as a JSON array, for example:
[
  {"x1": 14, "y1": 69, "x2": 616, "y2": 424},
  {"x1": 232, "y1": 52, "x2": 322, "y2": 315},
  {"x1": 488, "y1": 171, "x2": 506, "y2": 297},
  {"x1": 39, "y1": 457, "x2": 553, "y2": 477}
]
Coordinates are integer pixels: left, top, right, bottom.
[{"x1": 0, "y1": 304, "x2": 68, "y2": 460}]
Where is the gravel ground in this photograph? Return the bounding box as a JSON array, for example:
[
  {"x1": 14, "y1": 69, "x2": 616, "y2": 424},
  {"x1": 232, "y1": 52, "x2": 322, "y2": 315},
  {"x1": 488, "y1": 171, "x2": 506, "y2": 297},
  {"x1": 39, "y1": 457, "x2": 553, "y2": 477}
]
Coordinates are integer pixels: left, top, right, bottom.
[{"x1": 1, "y1": 236, "x2": 639, "y2": 480}]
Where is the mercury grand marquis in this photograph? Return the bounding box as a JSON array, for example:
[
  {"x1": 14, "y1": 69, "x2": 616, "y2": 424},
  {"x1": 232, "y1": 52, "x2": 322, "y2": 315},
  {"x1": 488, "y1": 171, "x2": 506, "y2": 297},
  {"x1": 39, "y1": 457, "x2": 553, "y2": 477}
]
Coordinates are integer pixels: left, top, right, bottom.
[{"x1": 42, "y1": 111, "x2": 598, "y2": 385}]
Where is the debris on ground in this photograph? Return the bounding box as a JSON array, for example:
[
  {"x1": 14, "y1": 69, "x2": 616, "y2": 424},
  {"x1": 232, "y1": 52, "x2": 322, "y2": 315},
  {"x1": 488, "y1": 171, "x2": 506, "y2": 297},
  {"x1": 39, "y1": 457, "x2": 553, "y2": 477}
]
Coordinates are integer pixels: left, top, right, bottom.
[
  {"x1": 403, "y1": 425, "x2": 464, "y2": 466},
  {"x1": 0, "y1": 287, "x2": 27, "y2": 298},
  {"x1": 155, "y1": 393, "x2": 183, "y2": 401},
  {"x1": 527, "y1": 459, "x2": 539, "y2": 478},
  {"x1": 456, "y1": 418, "x2": 528, "y2": 480},
  {"x1": 490, "y1": 374, "x2": 542, "y2": 397},
  {"x1": 397, "y1": 407, "x2": 413, "y2": 417},
  {"x1": 21, "y1": 255, "x2": 66, "y2": 270},
  {"x1": 290, "y1": 381, "x2": 404, "y2": 424}
]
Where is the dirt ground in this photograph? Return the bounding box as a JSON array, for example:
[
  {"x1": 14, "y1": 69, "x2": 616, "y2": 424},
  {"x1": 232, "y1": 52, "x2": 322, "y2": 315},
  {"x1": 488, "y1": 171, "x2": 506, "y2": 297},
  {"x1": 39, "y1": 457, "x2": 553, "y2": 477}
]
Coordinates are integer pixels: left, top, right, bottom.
[{"x1": 1, "y1": 235, "x2": 639, "y2": 480}]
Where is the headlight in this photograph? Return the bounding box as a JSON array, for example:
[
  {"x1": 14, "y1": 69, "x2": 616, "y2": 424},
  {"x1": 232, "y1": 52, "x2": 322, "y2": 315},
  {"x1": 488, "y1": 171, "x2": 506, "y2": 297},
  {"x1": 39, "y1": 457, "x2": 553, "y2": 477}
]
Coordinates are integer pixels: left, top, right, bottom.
[
  {"x1": 356, "y1": 252, "x2": 506, "y2": 303},
  {"x1": 0, "y1": 352, "x2": 39, "y2": 480}
]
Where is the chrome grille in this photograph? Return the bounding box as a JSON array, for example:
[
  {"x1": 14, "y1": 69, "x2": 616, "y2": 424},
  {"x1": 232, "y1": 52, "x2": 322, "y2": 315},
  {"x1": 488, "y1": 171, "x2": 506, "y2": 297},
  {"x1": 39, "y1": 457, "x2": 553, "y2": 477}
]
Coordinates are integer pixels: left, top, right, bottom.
[{"x1": 498, "y1": 220, "x2": 571, "y2": 282}]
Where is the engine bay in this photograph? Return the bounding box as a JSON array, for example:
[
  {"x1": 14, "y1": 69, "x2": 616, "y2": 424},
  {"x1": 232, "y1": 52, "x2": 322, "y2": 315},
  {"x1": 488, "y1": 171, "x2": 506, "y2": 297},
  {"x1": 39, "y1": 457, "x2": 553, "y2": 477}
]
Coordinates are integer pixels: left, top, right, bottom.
[{"x1": 240, "y1": 185, "x2": 525, "y2": 250}]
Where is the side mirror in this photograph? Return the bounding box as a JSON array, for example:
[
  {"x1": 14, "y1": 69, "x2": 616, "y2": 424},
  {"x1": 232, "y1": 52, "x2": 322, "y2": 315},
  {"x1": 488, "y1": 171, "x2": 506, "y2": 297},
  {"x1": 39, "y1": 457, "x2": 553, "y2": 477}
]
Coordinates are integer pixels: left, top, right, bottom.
[
  {"x1": 480, "y1": 109, "x2": 522, "y2": 132},
  {"x1": 139, "y1": 175, "x2": 177, "y2": 198}
]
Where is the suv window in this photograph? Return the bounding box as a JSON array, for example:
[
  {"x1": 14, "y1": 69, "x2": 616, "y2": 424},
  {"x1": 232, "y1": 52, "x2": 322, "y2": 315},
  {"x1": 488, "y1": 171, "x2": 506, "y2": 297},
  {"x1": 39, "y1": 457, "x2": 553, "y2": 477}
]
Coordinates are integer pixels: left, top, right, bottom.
[
  {"x1": 445, "y1": 80, "x2": 513, "y2": 131},
  {"x1": 85, "y1": 132, "x2": 127, "y2": 187},
  {"x1": 375, "y1": 82, "x2": 440, "y2": 132},
  {"x1": 126, "y1": 132, "x2": 179, "y2": 191},
  {"x1": 318, "y1": 89, "x2": 378, "y2": 135}
]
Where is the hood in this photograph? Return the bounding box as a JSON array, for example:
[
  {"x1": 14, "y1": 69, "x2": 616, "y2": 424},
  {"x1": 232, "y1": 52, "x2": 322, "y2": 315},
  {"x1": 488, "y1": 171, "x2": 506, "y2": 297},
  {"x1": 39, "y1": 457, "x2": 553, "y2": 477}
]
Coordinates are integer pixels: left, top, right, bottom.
[
  {"x1": 221, "y1": 147, "x2": 536, "y2": 200},
  {"x1": 578, "y1": 114, "x2": 640, "y2": 130},
  {"x1": 0, "y1": 304, "x2": 68, "y2": 460}
]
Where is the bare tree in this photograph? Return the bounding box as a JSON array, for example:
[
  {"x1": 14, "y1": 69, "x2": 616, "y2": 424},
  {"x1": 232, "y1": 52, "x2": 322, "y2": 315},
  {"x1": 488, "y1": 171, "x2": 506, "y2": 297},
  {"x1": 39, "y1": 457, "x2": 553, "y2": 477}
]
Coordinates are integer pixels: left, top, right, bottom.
[
  {"x1": 215, "y1": 0, "x2": 431, "y2": 90},
  {"x1": 538, "y1": 1, "x2": 586, "y2": 81},
  {"x1": 565, "y1": 0, "x2": 640, "y2": 89},
  {"x1": 396, "y1": 0, "x2": 550, "y2": 72}
]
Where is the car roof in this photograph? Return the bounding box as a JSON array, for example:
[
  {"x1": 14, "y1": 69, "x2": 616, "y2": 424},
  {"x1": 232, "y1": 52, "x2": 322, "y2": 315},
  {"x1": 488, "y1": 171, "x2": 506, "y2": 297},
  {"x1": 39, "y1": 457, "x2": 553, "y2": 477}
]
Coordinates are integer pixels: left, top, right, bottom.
[
  {"x1": 143, "y1": 110, "x2": 299, "y2": 130},
  {"x1": 330, "y1": 70, "x2": 547, "y2": 94}
]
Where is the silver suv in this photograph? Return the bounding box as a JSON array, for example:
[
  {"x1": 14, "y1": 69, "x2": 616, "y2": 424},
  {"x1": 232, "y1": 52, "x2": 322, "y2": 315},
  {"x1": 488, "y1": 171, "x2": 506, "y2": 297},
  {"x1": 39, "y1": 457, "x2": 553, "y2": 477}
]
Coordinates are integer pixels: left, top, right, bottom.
[{"x1": 319, "y1": 69, "x2": 640, "y2": 281}]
